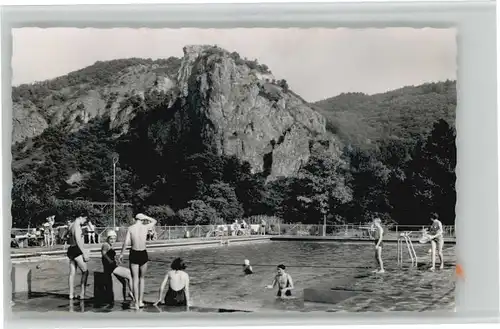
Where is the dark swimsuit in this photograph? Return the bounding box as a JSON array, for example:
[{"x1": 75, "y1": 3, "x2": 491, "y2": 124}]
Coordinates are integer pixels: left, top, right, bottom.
[
  {"x1": 130, "y1": 249, "x2": 149, "y2": 266},
  {"x1": 164, "y1": 287, "x2": 187, "y2": 306},
  {"x1": 67, "y1": 245, "x2": 83, "y2": 260},
  {"x1": 374, "y1": 231, "x2": 383, "y2": 248},
  {"x1": 430, "y1": 223, "x2": 443, "y2": 243},
  {"x1": 276, "y1": 275, "x2": 292, "y2": 297},
  {"x1": 243, "y1": 266, "x2": 253, "y2": 275},
  {"x1": 102, "y1": 246, "x2": 117, "y2": 273}
]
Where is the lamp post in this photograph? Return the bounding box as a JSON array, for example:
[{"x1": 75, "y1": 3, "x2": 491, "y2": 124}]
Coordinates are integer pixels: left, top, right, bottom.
[
  {"x1": 323, "y1": 213, "x2": 326, "y2": 237},
  {"x1": 113, "y1": 156, "x2": 119, "y2": 230}
]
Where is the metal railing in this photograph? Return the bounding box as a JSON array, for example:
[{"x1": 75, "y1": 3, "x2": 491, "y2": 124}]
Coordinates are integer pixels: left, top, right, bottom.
[{"x1": 11, "y1": 223, "x2": 455, "y2": 248}]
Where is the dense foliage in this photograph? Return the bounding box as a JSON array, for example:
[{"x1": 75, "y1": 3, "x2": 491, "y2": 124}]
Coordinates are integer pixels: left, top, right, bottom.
[
  {"x1": 314, "y1": 80, "x2": 456, "y2": 149},
  {"x1": 11, "y1": 58, "x2": 456, "y2": 229},
  {"x1": 12, "y1": 57, "x2": 181, "y2": 109}
]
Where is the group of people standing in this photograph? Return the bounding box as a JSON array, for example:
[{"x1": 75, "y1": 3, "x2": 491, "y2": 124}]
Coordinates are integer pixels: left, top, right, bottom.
[
  {"x1": 371, "y1": 213, "x2": 445, "y2": 273},
  {"x1": 65, "y1": 213, "x2": 191, "y2": 310}
]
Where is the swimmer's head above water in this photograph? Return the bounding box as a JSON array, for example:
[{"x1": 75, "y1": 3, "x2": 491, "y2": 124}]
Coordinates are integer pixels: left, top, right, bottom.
[
  {"x1": 244, "y1": 259, "x2": 250, "y2": 266},
  {"x1": 277, "y1": 264, "x2": 286, "y2": 274},
  {"x1": 171, "y1": 257, "x2": 187, "y2": 271}
]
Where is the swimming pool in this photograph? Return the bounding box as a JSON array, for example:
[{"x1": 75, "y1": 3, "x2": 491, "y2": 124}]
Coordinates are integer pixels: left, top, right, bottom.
[{"x1": 14, "y1": 240, "x2": 456, "y2": 313}]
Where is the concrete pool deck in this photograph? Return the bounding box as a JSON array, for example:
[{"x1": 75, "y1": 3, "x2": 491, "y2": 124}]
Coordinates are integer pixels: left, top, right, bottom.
[
  {"x1": 270, "y1": 236, "x2": 456, "y2": 244},
  {"x1": 11, "y1": 235, "x2": 271, "y2": 260},
  {"x1": 11, "y1": 234, "x2": 456, "y2": 261}
]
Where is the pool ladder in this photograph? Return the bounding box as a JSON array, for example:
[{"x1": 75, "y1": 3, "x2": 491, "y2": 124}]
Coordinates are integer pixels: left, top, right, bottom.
[{"x1": 397, "y1": 231, "x2": 418, "y2": 267}]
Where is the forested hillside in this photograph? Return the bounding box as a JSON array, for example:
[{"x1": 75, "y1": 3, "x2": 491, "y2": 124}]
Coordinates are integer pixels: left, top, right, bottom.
[
  {"x1": 11, "y1": 49, "x2": 457, "y2": 229},
  {"x1": 314, "y1": 80, "x2": 456, "y2": 149}
]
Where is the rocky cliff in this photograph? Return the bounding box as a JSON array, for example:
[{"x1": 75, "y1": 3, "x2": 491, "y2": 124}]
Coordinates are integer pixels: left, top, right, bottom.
[{"x1": 12, "y1": 45, "x2": 339, "y2": 180}]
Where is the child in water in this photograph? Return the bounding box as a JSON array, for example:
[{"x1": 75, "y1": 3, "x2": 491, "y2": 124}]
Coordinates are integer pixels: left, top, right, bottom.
[
  {"x1": 265, "y1": 264, "x2": 294, "y2": 298},
  {"x1": 243, "y1": 259, "x2": 253, "y2": 275}
]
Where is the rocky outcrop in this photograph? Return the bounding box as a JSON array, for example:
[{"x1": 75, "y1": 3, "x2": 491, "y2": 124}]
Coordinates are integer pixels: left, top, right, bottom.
[
  {"x1": 12, "y1": 45, "x2": 340, "y2": 179},
  {"x1": 173, "y1": 45, "x2": 331, "y2": 179},
  {"x1": 12, "y1": 61, "x2": 177, "y2": 143},
  {"x1": 12, "y1": 102, "x2": 48, "y2": 144}
]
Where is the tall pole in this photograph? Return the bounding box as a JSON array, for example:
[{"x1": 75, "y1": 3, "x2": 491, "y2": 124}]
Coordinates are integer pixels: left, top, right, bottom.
[
  {"x1": 113, "y1": 156, "x2": 118, "y2": 230},
  {"x1": 323, "y1": 213, "x2": 326, "y2": 237}
]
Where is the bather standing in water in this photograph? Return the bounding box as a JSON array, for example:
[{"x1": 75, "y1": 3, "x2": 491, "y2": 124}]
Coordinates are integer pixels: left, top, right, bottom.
[
  {"x1": 119, "y1": 213, "x2": 157, "y2": 310},
  {"x1": 66, "y1": 216, "x2": 90, "y2": 300},
  {"x1": 372, "y1": 217, "x2": 385, "y2": 273},
  {"x1": 154, "y1": 257, "x2": 191, "y2": 308},
  {"x1": 428, "y1": 213, "x2": 445, "y2": 271},
  {"x1": 266, "y1": 264, "x2": 294, "y2": 298}
]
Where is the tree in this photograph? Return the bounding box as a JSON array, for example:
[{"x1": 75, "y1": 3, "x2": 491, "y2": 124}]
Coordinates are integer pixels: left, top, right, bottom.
[
  {"x1": 202, "y1": 181, "x2": 244, "y2": 221},
  {"x1": 278, "y1": 79, "x2": 289, "y2": 93},
  {"x1": 11, "y1": 172, "x2": 52, "y2": 227},
  {"x1": 295, "y1": 149, "x2": 353, "y2": 225},
  {"x1": 177, "y1": 200, "x2": 221, "y2": 225},
  {"x1": 145, "y1": 205, "x2": 176, "y2": 225},
  {"x1": 405, "y1": 119, "x2": 456, "y2": 224}
]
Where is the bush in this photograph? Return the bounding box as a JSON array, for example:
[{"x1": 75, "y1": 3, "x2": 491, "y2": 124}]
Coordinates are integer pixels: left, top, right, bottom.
[
  {"x1": 144, "y1": 204, "x2": 176, "y2": 225},
  {"x1": 177, "y1": 200, "x2": 221, "y2": 225},
  {"x1": 50, "y1": 199, "x2": 105, "y2": 226}
]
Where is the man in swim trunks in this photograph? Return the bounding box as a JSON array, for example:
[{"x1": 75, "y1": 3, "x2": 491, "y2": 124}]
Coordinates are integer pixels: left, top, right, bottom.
[
  {"x1": 154, "y1": 257, "x2": 191, "y2": 309},
  {"x1": 266, "y1": 264, "x2": 294, "y2": 298},
  {"x1": 119, "y1": 213, "x2": 157, "y2": 310},
  {"x1": 372, "y1": 217, "x2": 385, "y2": 273},
  {"x1": 66, "y1": 216, "x2": 89, "y2": 300},
  {"x1": 428, "y1": 213, "x2": 444, "y2": 271}
]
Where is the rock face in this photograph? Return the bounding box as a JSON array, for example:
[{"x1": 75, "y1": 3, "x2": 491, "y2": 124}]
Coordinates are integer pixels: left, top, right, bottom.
[
  {"x1": 174, "y1": 45, "x2": 329, "y2": 179},
  {"x1": 12, "y1": 102, "x2": 49, "y2": 144},
  {"x1": 11, "y1": 59, "x2": 181, "y2": 143},
  {"x1": 12, "y1": 45, "x2": 338, "y2": 179}
]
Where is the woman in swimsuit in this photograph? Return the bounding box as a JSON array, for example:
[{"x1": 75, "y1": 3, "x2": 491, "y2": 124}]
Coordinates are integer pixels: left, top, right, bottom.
[
  {"x1": 428, "y1": 213, "x2": 445, "y2": 271},
  {"x1": 101, "y1": 229, "x2": 135, "y2": 301},
  {"x1": 153, "y1": 257, "x2": 191, "y2": 308},
  {"x1": 372, "y1": 217, "x2": 385, "y2": 273},
  {"x1": 266, "y1": 264, "x2": 294, "y2": 298}
]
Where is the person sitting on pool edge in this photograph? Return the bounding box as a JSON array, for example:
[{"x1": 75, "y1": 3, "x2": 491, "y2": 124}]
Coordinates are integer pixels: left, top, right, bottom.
[
  {"x1": 101, "y1": 229, "x2": 135, "y2": 302},
  {"x1": 372, "y1": 217, "x2": 385, "y2": 274},
  {"x1": 154, "y1": 257, "x2": 191, "y2": 309},
  {"x1": 265, "y1": 264, "x2": 294, "y2": 298},
  {"x1": 243, "y1": 259, "x2": 253, "y2": 275}
]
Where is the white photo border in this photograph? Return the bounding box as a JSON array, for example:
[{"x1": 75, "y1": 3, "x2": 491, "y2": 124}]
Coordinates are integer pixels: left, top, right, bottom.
[{"x1": 1, "y1": 1, "x2": 498, "y2": 326}]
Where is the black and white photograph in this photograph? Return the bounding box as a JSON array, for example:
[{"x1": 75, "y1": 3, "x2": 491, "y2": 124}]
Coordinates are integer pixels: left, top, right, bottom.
[{"x1": 10, "y1": 27, "x2": 457, "y2": 314}]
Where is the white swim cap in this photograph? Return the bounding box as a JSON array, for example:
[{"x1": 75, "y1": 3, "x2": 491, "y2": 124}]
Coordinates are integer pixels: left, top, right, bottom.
[
  {"x1": 106, "y1": 229, "x2": 117, "y2": 238},
  {"x1": 135, "y1": 213, "x2": 147, "y2": 220},
  {"x1": 244, "y1": 259, "x2": 250, "y2": 266}
]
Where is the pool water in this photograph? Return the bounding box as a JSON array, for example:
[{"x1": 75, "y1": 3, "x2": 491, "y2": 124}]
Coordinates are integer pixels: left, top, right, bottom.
[{"x1": 14, "y1": 240, "x2": 456, "y2": 313}]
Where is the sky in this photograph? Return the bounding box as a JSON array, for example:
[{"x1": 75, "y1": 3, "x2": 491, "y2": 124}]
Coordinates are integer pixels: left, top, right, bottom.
[{"x1": 11, "y1": 27, "x2": 457, "y2": 102}]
